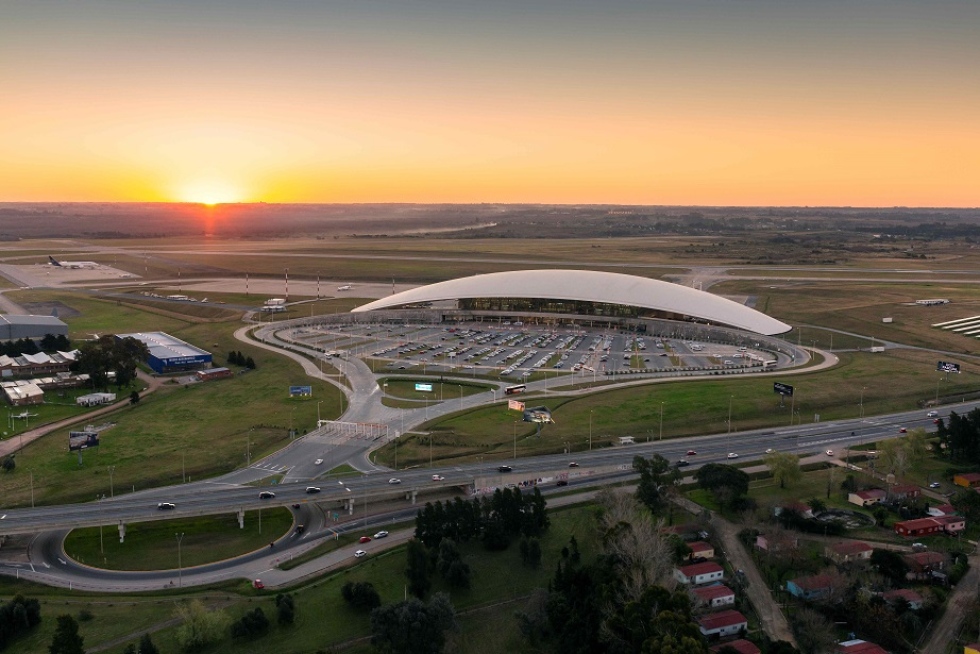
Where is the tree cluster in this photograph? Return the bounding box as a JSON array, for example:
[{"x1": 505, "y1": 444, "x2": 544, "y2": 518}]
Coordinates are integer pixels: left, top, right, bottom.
[
  {"x1": 633, "y1": 453, "x2": 680, "y2": 514},
  {"x1": 694, "y1": 464, "x2": 752, "y2": 510},
  {"x1": 370, "y1": 593, "x2": 458, "y2": 654},
  {"x1": 0, "y1": 333, "x2": 71, "y2": 357},
  {"x1": 122, "y1": 634, "x2": 158, "y2": 654},
  {"x1": 0, "y1": 595, "x2": 41, "y2": 651},
  {"x1": 48, "y1": 615, "x2": 84, "y2": 654},
  {"x1": 71, "y1": 335, "x2": 149, "y2": 389},
  {"x1": 936, "y1": 409, "x2": 980, "y2": 464},
  {"x1": 275, "y1": 593, "x2": 295, "y2": 626},
  {"x1": 173, "y1": 600, "x2": 229, "y2": 652},
  {"x1": 230, "y1": 607, "x2": 269, "y2": 639},
  {"x1": 414, "y1": 487, "x2": 549, "y2": 552},
  {"x1": 342, "y1": 581, "x2": 382, "y2": 612},
  {"x1": 227, "y1": 350, "x2": 256, "y2": 369}
]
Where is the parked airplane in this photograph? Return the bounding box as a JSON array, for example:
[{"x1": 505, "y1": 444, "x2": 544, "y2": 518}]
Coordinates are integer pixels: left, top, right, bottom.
[
  {"x1": 337, "y1": 285, "x2": 353, "y2": 291},
  {"x1": 48, "y1": 256, "x2": 99, "y2": 269},
  {"x1": 12, "y1": 411, "x2": 38, "y2": 419}
]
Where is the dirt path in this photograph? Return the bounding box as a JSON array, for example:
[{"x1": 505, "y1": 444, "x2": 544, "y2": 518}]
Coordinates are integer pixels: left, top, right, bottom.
[
  {"x1": 671, "y1": 495, "x2": 798, "y2": 646},
  {"x1": 919, "y1": 549, "x2": 980, "y2": 654}
]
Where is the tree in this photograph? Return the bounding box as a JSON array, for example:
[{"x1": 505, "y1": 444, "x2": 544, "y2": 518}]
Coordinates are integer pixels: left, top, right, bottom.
[
  {"x1": 0, "y1": 595, "x2": 42, "y2": 649},
  {"x1": 370, "y1": 593, "x2": 458, "y2": 654},
  {"x1": 792, "y1": 607, "x2": 836, "y2": 654},
  {"x1": 878, "y1": 439, "x2": 912, "y2": 478},
  {"x1": 73, "y1": 335, "x2": 149, "y2": 390},
  {"x1": 1, "y1": 455, "x2": 14, "y2": 473},
  {"x1": 633, "y1": 453, "x2": 678, "y2": 514},
  {"x1": 520, "y1": 537, "x2": 542, "y2": 568},
  {"x1": 275, "y1": 593, "x2": 296, "y2": 625},
  {"x1": 173, "y1": 600, "x2": 229, "y2": 652},
  {"x1": 129, "y1": 390, "x2": 140, "y2": 405},
  {"x1": 951, "y1": 488, "x2": 980, "y2": 522},
  {"x1": 245, "y1": 356, "x2": 256, "y2": 370},
  {"x1": 230, "y1": 607, "x2": 269, "y2": 639},
  {"x1": 405, "y1": 539, "x2": 431, "y2": 598},
  {"x1": 764, "y1": 451, "x2": 802, "y2": 489},
  {"x1": 48, "y1": 615, "x2": 84, "y2": 654},
  {"x1": 341, "y1": 582, "x2": 381, "y2": 612},
  {"x1": 695, "y1": 463, "x2": 750, "y2": 508},
  {"x1": 870, "y1": 549, "x2": 909, "y2": 586},
  {"x1": 138, "y1": 633, "x2": 159, "y2": 654}
]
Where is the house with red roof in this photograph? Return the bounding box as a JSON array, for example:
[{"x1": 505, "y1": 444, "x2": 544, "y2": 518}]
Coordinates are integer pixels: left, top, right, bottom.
[
  {"x1": 927, "y1": 504, "x2": 957, "y2": 517},
  {"x1": 904, "y1": 551, "x2": 946, "y2": 580},
  {"x1": 688, "y1": 540, "x2": 716, "y2": 560},
  {"x1": 786, "y1": 574, "x2": 835, "y2": 600},
  {"x1": 675, "y1": 562, "x2": 725, "y2": 585},
  {"x1": 890, "y1": 484, "x2": 921, "y2": 500},
  {"x1": 825, "y1": 541, "x2": 873, "y2": 564},
  {"x1": 710, "y1": 639, "x2": 760, "y2": 654},
  {"x1": 934, "y1": 514, "x2": 966, "y2": 533},
  {"x1": 697, "y1": 609, "x2": 748, "y2": 638},
  {"x1": 894, "y1": 517, "x2": 943, "y2": 537},
  {"x1": 953, "y1": 473, "x2": 980, "y2": 488},
  {"x1": 849, "y1": 489, "x2": 887, "y2": 507},
  {"x1": 691, "y1": 584, "x2": 736, "y2": 609},
  {"x1": 837, "y1": 639, "x2": 889, "y2": 654}
]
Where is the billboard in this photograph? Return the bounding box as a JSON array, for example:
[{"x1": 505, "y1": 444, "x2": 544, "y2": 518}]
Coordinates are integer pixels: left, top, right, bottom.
[
  {"x1": 522, "y1": 406, "x2": 554, "y2": 424},
  {"x1": 289, "y1": 385, "x2": 313, "y2": 397},
  {"x1": 937, "y1": 361, "x2": 961, "y2": 373},
  {"x1": 414, "y1": 383, "x2": 433, "y2": 392},
  {"x1": 69, "y1": 431, "x2": 99, "y2": 451},
  {"x1": 773, "y1": 382, "x2": 794, "y2": 397},
  {"x1": 508, "y1": 399, "x2": 526, "y2": 412}
]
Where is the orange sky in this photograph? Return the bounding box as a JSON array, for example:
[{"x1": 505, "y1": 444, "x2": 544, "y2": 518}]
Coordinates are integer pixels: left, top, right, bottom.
[{"x1": 2, "y1": 1, "x2": 978, "y2": 206}]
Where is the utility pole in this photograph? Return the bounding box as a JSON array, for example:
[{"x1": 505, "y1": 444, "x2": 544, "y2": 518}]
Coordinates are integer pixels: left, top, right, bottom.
[
  {"x1": 659, "y1": 402, "x2": 664, "y2": 441},
  {"x1": 176, "y1": 533, "x2": 184, "y2": 587}
]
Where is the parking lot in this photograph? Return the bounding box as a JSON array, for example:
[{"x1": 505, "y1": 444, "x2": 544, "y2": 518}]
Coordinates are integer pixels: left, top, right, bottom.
[{"x1": 285, "y1": 321, "x2": 779, "y2": 382}]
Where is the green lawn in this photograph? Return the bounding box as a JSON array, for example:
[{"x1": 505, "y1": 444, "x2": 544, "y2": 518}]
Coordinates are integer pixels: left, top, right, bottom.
[
  {"x1": 63, "y1": 509, "x2": 294, "y2": 570},
  {"x1": 11, "y1": 503, "x2": 601, "y2": 654}
]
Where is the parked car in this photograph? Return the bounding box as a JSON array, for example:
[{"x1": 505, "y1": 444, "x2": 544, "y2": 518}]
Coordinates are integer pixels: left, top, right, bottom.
[
  {"x1": 929, "y1": 482, "x2": 942, "y2": 488},
  {"x1": 157, "y1": 502, "x2": 176, "y2": 510},
  {"x1": 359, "y1": 536, "x2": 372, "y2": 543},
  {"x1": 258, "y1": 491, "x2": 275, "y2": 499},
  {"x1": 826, "y1": 450, "x2": 834, "y2": 456},
  {"x1": 294, "y1": 524, "x2": 305, "y2": 534},
  {"x1": 354, "y1": 550, "x2": 367, "y2": 558},
  {"x1": 374, "y1": 531, "x2": 389, "y2": 539},
  {"x1": 305, "y1": 486, "x2": 321, "y2": 494},
  {"x1": 253, "y1": 579, "x2": 265, "y2": 589},
  {"x1": 899, "y1": 427, "x2": 907, "y2": 433}
]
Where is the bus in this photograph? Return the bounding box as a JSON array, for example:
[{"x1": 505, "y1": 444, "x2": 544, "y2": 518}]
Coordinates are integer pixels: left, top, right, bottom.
[
  {"x1": 504, "y1": 384, "x2": 526, "y2": 395},
  {"x1": 763, "y1": 360, "x2": 777, "y2": 369}
]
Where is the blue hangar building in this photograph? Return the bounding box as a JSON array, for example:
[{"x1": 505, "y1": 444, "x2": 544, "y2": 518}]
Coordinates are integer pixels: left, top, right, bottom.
[{"x1": 117, "y1": 331, "x2": 212, "y2": 374}]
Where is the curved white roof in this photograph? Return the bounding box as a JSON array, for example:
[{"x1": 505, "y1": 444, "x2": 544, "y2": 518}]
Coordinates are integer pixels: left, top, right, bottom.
[{"x1": 352, "y1": 270, "x2": 791, "y2": 336}]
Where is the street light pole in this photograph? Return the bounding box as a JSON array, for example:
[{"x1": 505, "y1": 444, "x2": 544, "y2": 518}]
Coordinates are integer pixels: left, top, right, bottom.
[
  {"x1": 108, "y1": 466, "x2": 115, "y2": 498},
  {"x1": 513, "y1": 421, "x2": 517, "y2": 460},
  {"x1": 589, "y1": 410, "x2": 593, "y2": 451},
  {"x1": 176, "y1": 532, "x2": 184, "y2": 587},
  {"x1": 727, "y1": 395, "x2": 733, "y2": 434},
  {"x1": 860, "y1": 386, "x2": 866, "y2": 418},
  {"x1": 98, "y1": 494, "x2": 105, "y2": 555}
]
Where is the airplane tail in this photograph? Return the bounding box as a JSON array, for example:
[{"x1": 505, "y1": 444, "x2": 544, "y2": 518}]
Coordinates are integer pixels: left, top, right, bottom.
[{"x1": 48, "y1": 255, "x2": 63, "y2": 267}]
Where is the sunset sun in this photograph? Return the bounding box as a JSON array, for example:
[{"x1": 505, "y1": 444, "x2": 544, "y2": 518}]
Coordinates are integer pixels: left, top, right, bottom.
[{"x1": 177, "y1": 181, "x2": 244, "y2": 206}]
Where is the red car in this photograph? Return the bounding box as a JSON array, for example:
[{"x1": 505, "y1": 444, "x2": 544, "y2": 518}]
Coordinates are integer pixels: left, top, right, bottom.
[
  {"x1": 899, "y1": 427, "x2": 907, "y2": 434},
  {"x1": 359, "y1": 536, "x2": 371, "y2": 544},
  {"x1": 686, "y1": 450, "x2": 697, "y2": 456}
]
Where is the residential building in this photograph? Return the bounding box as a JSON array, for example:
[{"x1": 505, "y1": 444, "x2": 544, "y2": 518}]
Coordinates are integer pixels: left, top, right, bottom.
[
  {"x1": 904, "y1": 551, "x2": 945, "y2": 580},
  {"x1": 894, "y1": 516, "x2": 964, "y2": 537},
  {"x1": 691, "y1": 584, "x2": 736, "y2": 609},
  {"x1": 953, "y1": 473, "x2": 980, "y2": 488},
  {"x1": 927, "y1": 504, "x2": 957, "y2": 517},
  {"x1": 837, "y1": 639, "x2": 889, "y2": 654},
  {"x1": 697, "y1": 610, "x2": 748, "y2": 638},
  {"x1": 675, "y1": 562, "x2": 725, "y2": 586},
  {"x1": 688, "y1": 541, "x2": 716, "y2": 560},
  {"x1": 710, "y1": 639, "x2": 760, "y2": 654},
  {"x1": 890, "y1": 484, "x2": 921, "y2": 500},
  {"x1": 825, "y1": 541, "x2": 873, "y2": 564},
  {"x1": 934, "y1": 515, "x2": 966, "y2": 533},
  {"x1": 849, "y1": 489, "x2": 887, "y2": 507},
  {"x1": 964, "y1": 644, "x2": 980, "y2": 654},
  {"x1": 786, "y1": 574, "x2": 835, "y2": 601}
]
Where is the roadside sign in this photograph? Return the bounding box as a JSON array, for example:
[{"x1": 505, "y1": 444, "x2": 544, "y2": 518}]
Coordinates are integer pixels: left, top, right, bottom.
[
  {"x1": 773, "y1": 382, "x2": 794, "y2": 397},
  {"x1": 937, "y1": 361, "x2": 961, "y2": 373},
  {"x1": 289, "y1": 385, "x2": 313, "y2": 397},
  {"x1": 508, "y1": 399, "x2": 525, "y2": 412},
  {"x1": 414, "y1": 383, "x2": 433, "y2": 392},
  {"x1": 68, "y1": 431, "x2": 99, "y2": 451}
]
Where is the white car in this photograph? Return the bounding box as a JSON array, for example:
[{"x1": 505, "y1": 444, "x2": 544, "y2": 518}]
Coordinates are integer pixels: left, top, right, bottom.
[
  {"x1": 929, "y1": 482, "x2": 941, "y2": 489},
  {"x1": 388, "y1": 478, "x2": 401, "y2": 485},
  {"x1": 314, "y1": 458, "x2": 323, "y2": 465},
  {"x1": 431, "y1": 475, "x2": 445, "y2": 481},
  {"x1": 765, "y1": 448, "x2": 775, "y2": 454},
  {"x1": 927, "y1": 410, "x2": 939, "y2": 418},
  {"x1": 374, "y1": 530, "x2": 389, "y2": 539},
  {"x1": 727, "y1": 453, "x2": 739, "y2": 459},
  {"x1": 354, "y1": 549, "x2": 367, "y2": 558},
  {"x1": 826, "y1": 450, "x2": 834, "y2": 456}
]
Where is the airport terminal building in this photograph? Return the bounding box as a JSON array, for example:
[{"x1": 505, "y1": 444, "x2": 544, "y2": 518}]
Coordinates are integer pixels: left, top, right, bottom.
[
  {"x1": 116, "y1": 331, "x2": 213, "y2": 374},
  {"x1": 351, "y1": 270, "x2": 791, "y2": 337}
]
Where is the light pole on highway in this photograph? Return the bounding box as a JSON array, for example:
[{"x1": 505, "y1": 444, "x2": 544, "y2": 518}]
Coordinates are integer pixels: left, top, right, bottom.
[
  {"x1": 176, "y1": 532, "x2": 184, "y2": 587},
  {"x1": 97, "y1": 494, "x2": 105, "y2": 555},
  {"x1": 317, "y1": 401, "x2": 323, "y2": 425},
  {"x1": 513, "y1": 420, "x2": 517, "y2": 460},
  {"x1": 589, "y1": 410, "x2": 593, "y2": 452},
  {"x1": 860, "y1": 386, "x2": 866, "y2": 418},
  {"x1": 29, "y1": 471, "x2": 34, "y2": 508},
  {"x1": 108, "y1": 465, "x2": 115, "y2": 498},
  {"x1": 727, "y1": 395, "x2": 733, "y2": 434},
  {"x1": 246, "y1": 433, "x2": 252, "y2": 467}
]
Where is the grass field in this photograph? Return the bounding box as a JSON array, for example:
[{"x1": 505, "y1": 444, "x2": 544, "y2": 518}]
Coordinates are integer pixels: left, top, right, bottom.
[
  {"x1": 379, "y1": 378, "x2": 490, "y2": 401},
  {"x1": 380, "y1": 348, "x2": 980, "y2": 468},
  {"x1": 63, "y1": 509, "x2": 294, "y2": 570},
  {"x1": 1, "y1": 503, "x2": 601, "y2": 654}
]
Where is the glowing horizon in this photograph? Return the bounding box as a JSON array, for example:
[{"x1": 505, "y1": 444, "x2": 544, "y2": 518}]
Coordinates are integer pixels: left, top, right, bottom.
[{"x1": 2, "y1": 1, "x2": 978, "y2": 207}]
